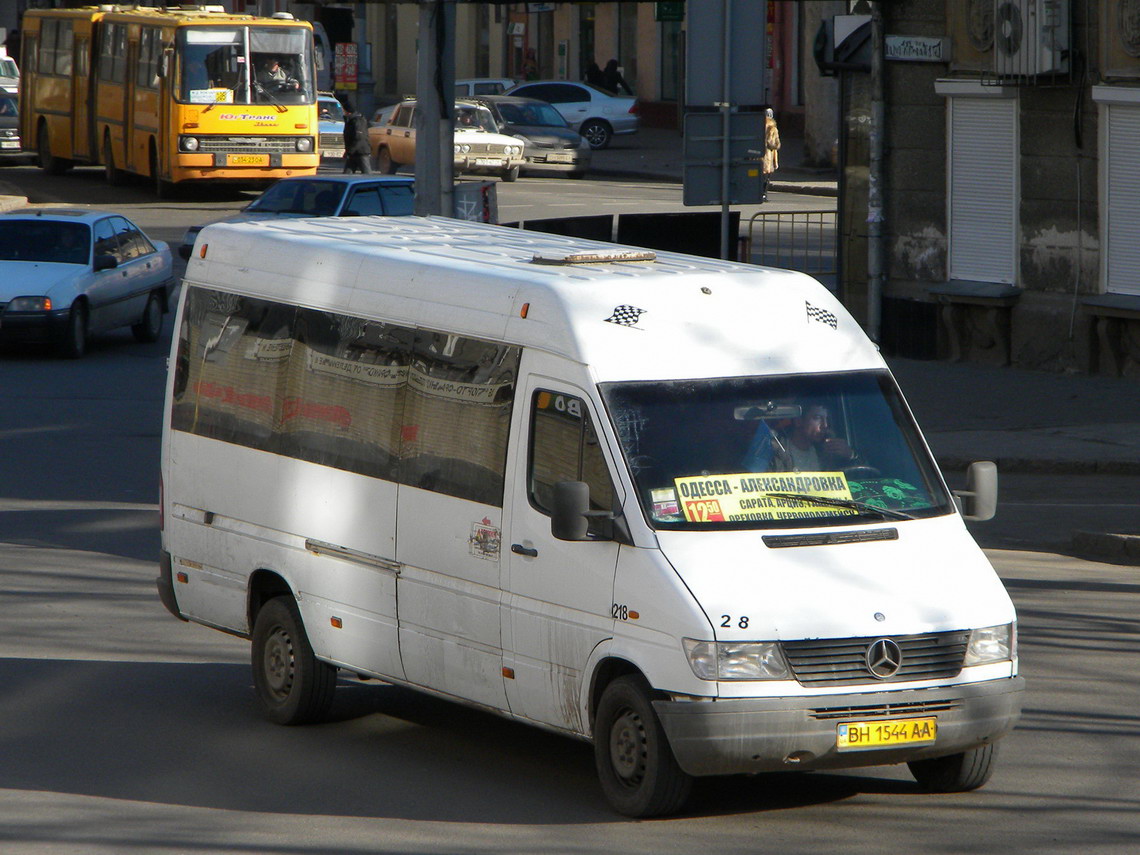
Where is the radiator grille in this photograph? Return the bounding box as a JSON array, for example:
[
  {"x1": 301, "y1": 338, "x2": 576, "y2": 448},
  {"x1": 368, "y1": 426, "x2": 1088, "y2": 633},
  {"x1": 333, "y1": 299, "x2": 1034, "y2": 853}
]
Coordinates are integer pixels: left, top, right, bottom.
[
  {"x1": 810, "y1": 698, "x2": 963, "y2": 720},
  {"x1": 195, "y1": 137, "x2": 298, "y2": 154},
  {"x1": 319, "y1": 132, "x2": 343, "y2": 149},
  {"x1": 783, "y1": 631, "x2": 969, "y2": 687}
]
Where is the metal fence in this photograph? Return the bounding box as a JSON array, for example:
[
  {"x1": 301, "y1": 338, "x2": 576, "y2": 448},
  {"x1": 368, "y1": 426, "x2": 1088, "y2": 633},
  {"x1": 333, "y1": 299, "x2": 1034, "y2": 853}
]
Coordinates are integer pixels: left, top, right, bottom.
[{"x1": 746, "y1": 210, "x2": 837, "y2": 282}]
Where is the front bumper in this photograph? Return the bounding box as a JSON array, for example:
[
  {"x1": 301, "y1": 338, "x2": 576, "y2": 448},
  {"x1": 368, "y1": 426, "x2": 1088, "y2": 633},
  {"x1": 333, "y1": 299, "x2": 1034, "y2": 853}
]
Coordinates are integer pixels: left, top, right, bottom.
[
  {"x1": 654, "y1": 677, "x2": 1025, "y2": 777},
  {"x1": 0, "y1": 307, "x2": 72, "y2": 345}
]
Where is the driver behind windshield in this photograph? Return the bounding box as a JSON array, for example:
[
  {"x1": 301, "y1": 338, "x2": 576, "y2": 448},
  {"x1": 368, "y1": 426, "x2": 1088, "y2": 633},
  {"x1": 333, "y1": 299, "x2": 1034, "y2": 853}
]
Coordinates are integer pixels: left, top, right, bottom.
[{"x1": 742, "y1": 402, "x2": 858, "y2": 473}]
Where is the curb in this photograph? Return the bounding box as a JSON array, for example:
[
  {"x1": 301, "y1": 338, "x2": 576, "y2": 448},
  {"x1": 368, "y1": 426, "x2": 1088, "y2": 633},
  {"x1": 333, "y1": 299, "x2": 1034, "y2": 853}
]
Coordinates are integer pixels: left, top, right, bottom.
[
  {"x1": 0, "y1": 194, "x2": 27, "y2": 212},
  {"x1": 1070, "y1": 531, "x2": 1140, "y2": 567}
]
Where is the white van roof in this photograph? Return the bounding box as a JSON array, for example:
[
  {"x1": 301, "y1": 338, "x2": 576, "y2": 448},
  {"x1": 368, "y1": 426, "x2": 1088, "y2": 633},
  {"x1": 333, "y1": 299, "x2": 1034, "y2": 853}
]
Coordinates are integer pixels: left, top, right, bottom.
[{"x1": 188, "y1": 215, "x2": 883, "y2": 383}]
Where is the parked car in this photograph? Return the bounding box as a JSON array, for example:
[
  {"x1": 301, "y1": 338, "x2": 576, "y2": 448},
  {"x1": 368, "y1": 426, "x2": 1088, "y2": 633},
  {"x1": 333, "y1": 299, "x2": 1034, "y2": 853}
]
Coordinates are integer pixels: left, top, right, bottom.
[
  {"x1": 0, "y1": 209, "x2": 174, "y2": 358},
  {"x1": 317, "y1": 94, "x2": 346, "y2": 160},
  {"x1": 0, "y1": 53, "x2": 18, "y2": 93},
  {"x1": 454, "y1": 77, "x2": 518, "y2": 97},
  {"x1": 368, "y1": 99, "x2": 526, "y2": 181},
  {"x1": 0, "y1": 88, "x2": 23, "y2": 161},
  {"x1": 179, "y1": 175, "x2": 415, "y2": 259},
  {"x1": 505, "y1": 80, "x2": 638, "y2": 149},
  {"x1": 476, "y1": 94, "x2": 591, "y2": 178}
]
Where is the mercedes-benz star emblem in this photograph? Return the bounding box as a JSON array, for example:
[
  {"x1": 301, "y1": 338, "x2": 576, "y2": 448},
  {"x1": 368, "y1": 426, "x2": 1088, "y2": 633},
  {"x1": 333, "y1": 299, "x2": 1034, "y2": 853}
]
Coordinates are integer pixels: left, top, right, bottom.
[{"x1": 866, "y1": 638, "x2": 903, "y2": 679}]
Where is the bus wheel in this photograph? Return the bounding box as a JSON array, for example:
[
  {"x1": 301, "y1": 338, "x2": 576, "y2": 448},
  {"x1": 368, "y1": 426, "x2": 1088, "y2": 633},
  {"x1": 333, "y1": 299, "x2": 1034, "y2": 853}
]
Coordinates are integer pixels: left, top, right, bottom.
[
  {"x1": 37, "y1": 123, "x2": 71, "y2": 175},
  {"x1": 104, "y1": 137, "x2": 125, "y2": 186},
  {"x1": 593, "y1": 675, "x2": 692, "y2": 817},
  {"x1": 251, "y1": 596, "x2": 336, "y2": 725}
]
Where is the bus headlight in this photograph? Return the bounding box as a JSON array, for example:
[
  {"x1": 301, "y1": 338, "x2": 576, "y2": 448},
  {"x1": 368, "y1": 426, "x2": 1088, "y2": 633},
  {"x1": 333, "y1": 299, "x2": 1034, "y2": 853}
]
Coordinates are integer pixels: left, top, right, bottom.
[
  {"x1": 682, "y1": 639, "x2": 790, "y2": 681},
  {"x1": 963, "y1": 623, "x2": 1015, "y2": 666},
  {"x1": 295, "y1": 137, "x2": 313, "y2": 152},
  {"x1": 179, "y1": 136, "x2": 200, "y2": 152}
]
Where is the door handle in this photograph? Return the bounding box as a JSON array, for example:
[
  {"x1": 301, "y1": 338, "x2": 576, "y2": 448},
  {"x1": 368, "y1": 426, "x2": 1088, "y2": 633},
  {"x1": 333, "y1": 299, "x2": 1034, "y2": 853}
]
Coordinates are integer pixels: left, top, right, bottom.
[{"x1": 511, "y1": 544, "x2": 538, "y2": 558}]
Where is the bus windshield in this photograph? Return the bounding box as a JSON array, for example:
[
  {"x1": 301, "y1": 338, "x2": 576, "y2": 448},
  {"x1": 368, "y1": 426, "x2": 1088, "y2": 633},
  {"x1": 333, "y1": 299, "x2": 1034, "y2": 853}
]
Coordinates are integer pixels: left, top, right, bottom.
[
  {"x1": 600, "y1": 371, "x2": 954, "y2": 531},
  {"x1": 178, "y1": 26, "x2": 314, "y2": 105}
]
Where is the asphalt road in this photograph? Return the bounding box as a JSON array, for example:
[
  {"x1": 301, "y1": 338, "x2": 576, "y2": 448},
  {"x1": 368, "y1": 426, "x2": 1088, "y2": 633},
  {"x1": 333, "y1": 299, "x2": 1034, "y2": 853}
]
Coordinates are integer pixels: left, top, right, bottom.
[{"x1": 1, "y1": 162, "x2": 1137, "y2": 854}]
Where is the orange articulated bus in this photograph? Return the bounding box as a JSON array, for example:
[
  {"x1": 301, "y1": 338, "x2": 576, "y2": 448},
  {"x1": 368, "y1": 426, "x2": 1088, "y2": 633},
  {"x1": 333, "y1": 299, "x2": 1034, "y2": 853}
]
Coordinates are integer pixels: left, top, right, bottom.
[{"x1": 21, "y1": 5, "x2": 319, "y2": 195}]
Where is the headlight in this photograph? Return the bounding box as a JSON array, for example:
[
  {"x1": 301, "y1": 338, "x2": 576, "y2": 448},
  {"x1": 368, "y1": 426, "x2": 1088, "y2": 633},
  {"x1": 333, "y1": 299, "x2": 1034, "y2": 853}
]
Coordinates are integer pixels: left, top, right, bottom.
[
  {"x1": 179, "y1": 136, "x2": 200, "y2": 152},
  {"x1": 683, "y1": 639, "x2": 790, "y2": 681},
  {"x1": 963, "y1": 623, "x2": 1015, "y2": 666},
  {"x1": 7, "y1": 296, "x2": 52, "y2": 312},
  {"x1": 509, "y1": 145, "x2": 522, "y2": 156},
  {"x1": 296, "y1": 137, "x2": 314, "y2": 152}
]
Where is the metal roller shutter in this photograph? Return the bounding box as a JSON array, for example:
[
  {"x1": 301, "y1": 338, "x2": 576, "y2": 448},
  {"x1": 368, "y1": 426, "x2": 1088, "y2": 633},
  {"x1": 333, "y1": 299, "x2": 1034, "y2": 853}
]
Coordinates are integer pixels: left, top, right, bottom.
[
  {"x1": 948, "y1": 96, "x2": 1018, "y2": 284},
  {"x1": 1105, "y1": 104, "x2": 1140, "y2": 296}
]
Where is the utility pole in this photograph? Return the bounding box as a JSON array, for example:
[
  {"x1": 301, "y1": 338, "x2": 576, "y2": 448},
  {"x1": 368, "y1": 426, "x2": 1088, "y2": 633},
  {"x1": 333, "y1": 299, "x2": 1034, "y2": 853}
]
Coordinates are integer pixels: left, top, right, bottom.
[
  {"x1": 867, "y1": 1, "x2": 885, "y2": 342},
  {"x1": 415, "y1": 0, "x2": 455, "y2": 217}
]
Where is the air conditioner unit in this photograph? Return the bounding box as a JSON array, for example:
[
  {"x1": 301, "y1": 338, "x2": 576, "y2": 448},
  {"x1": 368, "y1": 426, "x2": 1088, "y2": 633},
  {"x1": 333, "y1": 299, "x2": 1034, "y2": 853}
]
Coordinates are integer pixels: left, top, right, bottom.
[{"x1": 994, "y1": 0, "x2": 1069, "y2": 77}]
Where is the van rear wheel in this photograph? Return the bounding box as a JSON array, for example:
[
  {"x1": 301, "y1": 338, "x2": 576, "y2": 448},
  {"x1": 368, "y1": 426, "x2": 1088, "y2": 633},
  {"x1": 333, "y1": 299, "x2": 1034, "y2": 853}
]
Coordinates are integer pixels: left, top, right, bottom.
[
  {"x1": 251, "y1": 596, "x2": 336, "y2": 725},
  {"x1": 908, "y1": 743, "x2": 999, "y2": 792},
  {"x1": 594, "y1": 675, "x2": 692, "y2": 817}
]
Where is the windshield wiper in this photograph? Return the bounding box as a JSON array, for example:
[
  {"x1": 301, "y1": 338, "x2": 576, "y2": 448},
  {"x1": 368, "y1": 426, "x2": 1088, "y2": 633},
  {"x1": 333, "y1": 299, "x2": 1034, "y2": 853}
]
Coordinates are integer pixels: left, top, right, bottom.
[{"x1": 765, "y1": 493, "x2": 917, "y2": 521}]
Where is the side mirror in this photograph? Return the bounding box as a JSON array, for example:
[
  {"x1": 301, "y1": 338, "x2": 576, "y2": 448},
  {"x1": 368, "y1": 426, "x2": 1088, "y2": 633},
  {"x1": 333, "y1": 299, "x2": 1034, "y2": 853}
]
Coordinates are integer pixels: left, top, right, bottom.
[
  {"x1": 954, "y1": 461, "x2": 998, "y2": 522},
  {"x1": 94, "y1": 254, "x2": 118, "y2": 271},
  {"x1": 551, "y1": 480, "x2": 616, "y2": 541}
]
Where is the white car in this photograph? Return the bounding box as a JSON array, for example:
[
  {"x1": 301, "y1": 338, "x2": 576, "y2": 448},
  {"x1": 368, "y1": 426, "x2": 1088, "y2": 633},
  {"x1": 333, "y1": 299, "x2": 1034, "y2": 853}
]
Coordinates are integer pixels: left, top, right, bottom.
[
  {"x1": 454, "y1": 77, "x2": 518, "y2": 97},
  {"x1": 506, "y1": 80, "x2": 639, "y2": 149},
  {"x1": 317, "y1": 94, "x2": 345, "y2": 159},
  {"x1": 369, "y1": 99, "x2": 526, "y2": 181},
  {"x1": 0, "y1": 209, "x2": 174, "y2": 358}
]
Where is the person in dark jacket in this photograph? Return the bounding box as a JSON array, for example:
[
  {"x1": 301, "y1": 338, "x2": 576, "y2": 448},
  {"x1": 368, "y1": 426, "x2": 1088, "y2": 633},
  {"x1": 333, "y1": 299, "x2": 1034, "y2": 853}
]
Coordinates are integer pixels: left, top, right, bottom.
[
  {"x1": 601, "y1": 59, "x2": 632, "y2": 95},
  {"x1": 341, "y1": 103, "x2": 372, "y2": 174},
  {"x1": 584, "y1": 61, "x2": 604, "y2": 88}
]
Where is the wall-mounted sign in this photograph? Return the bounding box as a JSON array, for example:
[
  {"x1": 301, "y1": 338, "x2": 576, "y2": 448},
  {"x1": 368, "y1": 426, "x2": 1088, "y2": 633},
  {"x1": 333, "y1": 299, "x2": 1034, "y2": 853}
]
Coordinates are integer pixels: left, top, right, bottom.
[{"x1": 885, "y1": 35, "x2": 947, "y2": 63}]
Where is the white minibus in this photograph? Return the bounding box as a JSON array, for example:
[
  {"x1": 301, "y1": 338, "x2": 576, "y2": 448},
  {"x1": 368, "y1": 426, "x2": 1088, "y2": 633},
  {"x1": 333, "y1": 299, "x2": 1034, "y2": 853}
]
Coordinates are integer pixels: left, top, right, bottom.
[{"x1": 159, "y1": 216, "x2": 1023, "y2": 817}]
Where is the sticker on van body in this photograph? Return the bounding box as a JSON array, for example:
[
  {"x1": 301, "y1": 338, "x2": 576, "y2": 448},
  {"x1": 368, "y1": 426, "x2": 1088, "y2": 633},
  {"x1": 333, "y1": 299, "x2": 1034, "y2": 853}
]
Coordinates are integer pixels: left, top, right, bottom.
[
  {"x1": 469, "y1": 519, "x2": 501, "y2": 560},
  {"x1": 604, "y1": 305, "x2": 647, "y2": 328}
]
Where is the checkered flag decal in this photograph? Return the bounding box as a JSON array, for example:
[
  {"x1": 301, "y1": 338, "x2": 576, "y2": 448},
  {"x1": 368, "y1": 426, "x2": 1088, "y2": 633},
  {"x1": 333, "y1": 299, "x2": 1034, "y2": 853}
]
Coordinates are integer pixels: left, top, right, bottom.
[
  {"x1": 604, "y1": 305, "x2": 647, "y2": 328},
  {"x1": 806, "y1": 301, "x2": 838, "y2": 329}
]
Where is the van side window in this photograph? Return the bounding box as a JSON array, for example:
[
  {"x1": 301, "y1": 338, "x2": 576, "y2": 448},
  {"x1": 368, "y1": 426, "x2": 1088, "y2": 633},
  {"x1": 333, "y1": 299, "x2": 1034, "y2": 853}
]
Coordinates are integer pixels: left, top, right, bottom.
[
  {"x1": 171, "y1": 286, "x2": 520, "y2": 506},
  {"x1": 403, "y1": 331, "x2": 520, "y2": 505},
  {"x1": 529, "y1": 391, "x2": 615, "y2": 538}
]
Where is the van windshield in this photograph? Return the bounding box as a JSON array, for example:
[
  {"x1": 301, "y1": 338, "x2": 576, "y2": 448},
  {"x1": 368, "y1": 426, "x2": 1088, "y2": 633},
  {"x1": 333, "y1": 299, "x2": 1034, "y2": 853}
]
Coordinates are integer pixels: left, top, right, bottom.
[{"x1": 600, "y1": 371, "x2": 953, "y2": 530}]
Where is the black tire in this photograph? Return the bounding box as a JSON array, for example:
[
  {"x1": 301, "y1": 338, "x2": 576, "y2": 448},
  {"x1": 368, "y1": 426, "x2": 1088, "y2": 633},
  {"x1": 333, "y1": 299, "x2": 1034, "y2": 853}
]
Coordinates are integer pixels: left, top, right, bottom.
[
  {"x1": 131, "y1": 292, "x2": 163, "y2": 343},
  {"x1": 375, "y1": 147, "x2": 398, "y2": 174},
  {"x1": 593, "y1": 675, "x2": 692, "y2": 817},
  {"x1": 580, "y1": 119, "x2": 613, "y2": 150},
  {"x1": 59, "y1": 300, "x2": 88, "y2": 359},
  {"x1": 37, "y1": 122, "x2": 71, "y2": 175},
  {"x1": 104, "y1": 136, "x2": 125, "y2": 187},
  {"x1": 500, "y1": 164, "x2": 520, "y2": 182},
  {"x1": 251, "y1": 596, "x2": 336, "y2": 725},
  {"x1": 908, "y1": 744, "x2": 999, "y2": 793}
]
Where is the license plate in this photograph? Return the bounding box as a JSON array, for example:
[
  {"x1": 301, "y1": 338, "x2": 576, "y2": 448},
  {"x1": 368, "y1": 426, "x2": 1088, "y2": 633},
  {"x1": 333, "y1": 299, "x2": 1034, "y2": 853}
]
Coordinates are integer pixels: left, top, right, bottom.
[
  {"x1": 474, "y1": 157, "x2": 503, "y2": 166},
  {"x1": 546, "y1": 153, "x2": 574, "y2": 163},
  {"x1": 837, "y1": 717, "x2": 937, "y2": 751},
  {"x1": 228, "y1": 154, "x2": 269, "y2": 166},
  {"x1": 0, "y1": 141, "x2": 18, "y2": 149}
]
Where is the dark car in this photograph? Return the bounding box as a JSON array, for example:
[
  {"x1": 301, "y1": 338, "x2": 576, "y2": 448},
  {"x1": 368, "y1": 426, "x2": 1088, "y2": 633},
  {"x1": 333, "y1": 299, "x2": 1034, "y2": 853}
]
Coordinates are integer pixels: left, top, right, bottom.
[
  {"x1": 476, "y1": 94, "x2": 591, "y2": 178},
  {"x1": 180, "y1": 175, "x2": 415, "y2": 259}
]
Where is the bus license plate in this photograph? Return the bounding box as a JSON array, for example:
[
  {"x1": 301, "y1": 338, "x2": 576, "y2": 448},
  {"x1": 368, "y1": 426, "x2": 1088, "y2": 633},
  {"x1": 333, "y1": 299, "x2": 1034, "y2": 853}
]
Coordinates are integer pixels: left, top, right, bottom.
[
  {"x1": 837, "y1": 717, "x2": 937, "y2": 751},
  {"x1": 228, "y1": 154, "x2": 269, "y2": 166}
]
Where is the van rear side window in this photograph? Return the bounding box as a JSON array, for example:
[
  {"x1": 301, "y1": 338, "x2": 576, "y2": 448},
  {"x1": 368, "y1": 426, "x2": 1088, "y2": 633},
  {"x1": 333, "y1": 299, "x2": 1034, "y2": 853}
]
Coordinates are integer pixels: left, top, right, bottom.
[{"x1": 171, "y1": 286, "x2": 520, "y2": 505}]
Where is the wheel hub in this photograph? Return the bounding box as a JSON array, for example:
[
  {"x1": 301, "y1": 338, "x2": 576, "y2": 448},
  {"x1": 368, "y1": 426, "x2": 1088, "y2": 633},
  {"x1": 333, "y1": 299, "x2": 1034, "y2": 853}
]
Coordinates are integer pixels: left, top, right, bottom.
[
  {"x1": 609, "y1": 709, "x2": 646, "y2": 783},
  {"x1": 263, "y1": 627, "x2": 294, "y2": 697}
]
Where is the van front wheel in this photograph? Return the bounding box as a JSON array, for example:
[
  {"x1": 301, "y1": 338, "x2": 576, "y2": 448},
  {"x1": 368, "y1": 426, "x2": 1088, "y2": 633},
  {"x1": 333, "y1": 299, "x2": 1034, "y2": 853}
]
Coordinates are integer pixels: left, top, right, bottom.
[
  {"x1": 594, "y1": 675, "x2": 692, "y2": 817},
  {"x1": 908, "y1": 743, "x2": 998, "y2": 792},
  {"x1": 251, "y1": 596, "x2": 336, "y2": 725}
]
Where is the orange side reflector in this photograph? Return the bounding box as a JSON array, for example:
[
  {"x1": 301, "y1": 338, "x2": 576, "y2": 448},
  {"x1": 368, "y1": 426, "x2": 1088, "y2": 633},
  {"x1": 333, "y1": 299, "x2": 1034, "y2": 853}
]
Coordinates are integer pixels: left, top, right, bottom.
[
  {"x1": 184, "y1": 123, "x2": 199, "y2": 129},
  {"x1": 519, "y1": 302, "x2": 530, "y2": 319},
  {"x1": 331, "y1": 617, "x2": 343, "y2": 629},
  {"x1": 176, "y1": 572, "x2": 188, "y2": 584},
  {"x1": 628, "y1": 611, "x2": 640, "y2": 620},
  {"x1": 295, "y1": 123, "x2": 307, "y2": 129},
  {"x1": 199, "y1": 244, "x2": 207, "y2": 259},
  {"x1": 502, "y1": 667, "x2": 516, "y2": 680}
]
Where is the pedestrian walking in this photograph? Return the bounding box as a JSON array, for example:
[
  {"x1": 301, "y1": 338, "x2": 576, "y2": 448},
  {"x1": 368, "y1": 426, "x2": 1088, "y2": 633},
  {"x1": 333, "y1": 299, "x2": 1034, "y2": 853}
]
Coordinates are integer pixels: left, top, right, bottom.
[
  {"x1": 584, "y1": 60, "x2": 604, "y2": 88},
  {"x1": 601, "y1": 59, "x2": 633, "y2": 95},
  {"x1": 762, "y1": 107, "x2": 781, "y2": 202},
  {"x1": 342, "y1": 103, "x2": 372, "y2": 174}
]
